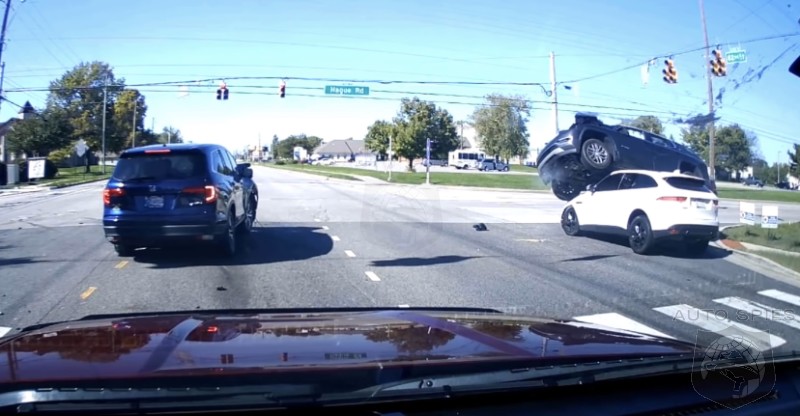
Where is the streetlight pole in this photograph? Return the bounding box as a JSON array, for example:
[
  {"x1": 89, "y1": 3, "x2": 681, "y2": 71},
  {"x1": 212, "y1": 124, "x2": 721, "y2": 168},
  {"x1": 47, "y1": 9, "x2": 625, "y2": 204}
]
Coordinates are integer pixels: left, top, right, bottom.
[{"x1": 699, "y1": 0, "x2": 716, "y2": 180}]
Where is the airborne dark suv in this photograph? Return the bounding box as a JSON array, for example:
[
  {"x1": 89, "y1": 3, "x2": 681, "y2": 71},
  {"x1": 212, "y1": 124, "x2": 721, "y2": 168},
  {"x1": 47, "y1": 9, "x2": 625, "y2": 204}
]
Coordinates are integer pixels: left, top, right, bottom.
[
  {"x1": 102, "y1": 143, "x2": 259, "y2": 257},
  {"x1": 536, "y1": 113, "x2": 716, "y2": 201}
]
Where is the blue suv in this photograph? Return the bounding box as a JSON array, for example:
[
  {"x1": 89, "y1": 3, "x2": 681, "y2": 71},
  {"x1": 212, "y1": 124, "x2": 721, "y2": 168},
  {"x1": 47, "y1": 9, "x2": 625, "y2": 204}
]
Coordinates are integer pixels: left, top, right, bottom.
[{"x1": 102, "y1": 143, "x2": 259, "y2": 257}]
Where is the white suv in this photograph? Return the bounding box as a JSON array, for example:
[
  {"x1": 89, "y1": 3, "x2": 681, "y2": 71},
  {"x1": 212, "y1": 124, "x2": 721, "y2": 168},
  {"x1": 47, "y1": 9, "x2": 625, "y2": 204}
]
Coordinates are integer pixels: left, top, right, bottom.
[{"x1": 560, "y1": 169, "x2": 719, "y2": 255}]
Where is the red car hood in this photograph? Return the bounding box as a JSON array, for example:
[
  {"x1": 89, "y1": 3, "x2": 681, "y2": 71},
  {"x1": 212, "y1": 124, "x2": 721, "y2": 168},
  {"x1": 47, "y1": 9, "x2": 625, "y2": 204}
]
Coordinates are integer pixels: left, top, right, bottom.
[{"x1": 0, "y1": 309, "x2": 697, "y2": 384}]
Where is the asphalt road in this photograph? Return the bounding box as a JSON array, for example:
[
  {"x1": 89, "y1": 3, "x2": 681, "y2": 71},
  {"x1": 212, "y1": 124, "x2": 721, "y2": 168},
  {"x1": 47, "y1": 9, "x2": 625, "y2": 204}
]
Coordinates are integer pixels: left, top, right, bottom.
[{"x1": 2, "y1": 166, "x2": 800, "y2": 355}]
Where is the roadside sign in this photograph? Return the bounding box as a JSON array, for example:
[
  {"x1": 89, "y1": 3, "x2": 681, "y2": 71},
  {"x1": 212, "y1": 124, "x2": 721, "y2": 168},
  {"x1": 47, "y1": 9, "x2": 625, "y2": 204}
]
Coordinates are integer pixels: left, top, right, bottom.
[
  {"x1": 28, "y1": 158, "x2": 46, "y2": 180},
  {"x1": 75, "y1": 139, "x2": 88, "y2": 157},
  {"x1": 726, "y1": 49, "x2": 747, "y2": 64},
  {"x1": 324, "y1": 85, "x2": 370, "y2": 96},
  {"x1": 762, "y1": 205, "x2": 779, "y2": 229},
  {"x1": 740, "y1": 202, "x2": 757, "y2": 225}
]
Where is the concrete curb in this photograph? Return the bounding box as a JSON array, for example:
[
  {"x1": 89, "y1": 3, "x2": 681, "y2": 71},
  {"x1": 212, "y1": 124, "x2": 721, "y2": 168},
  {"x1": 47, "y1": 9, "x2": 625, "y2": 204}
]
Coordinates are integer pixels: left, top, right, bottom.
[{"x1": 713, "y1": 225, "x2": 800, "y2": 281}]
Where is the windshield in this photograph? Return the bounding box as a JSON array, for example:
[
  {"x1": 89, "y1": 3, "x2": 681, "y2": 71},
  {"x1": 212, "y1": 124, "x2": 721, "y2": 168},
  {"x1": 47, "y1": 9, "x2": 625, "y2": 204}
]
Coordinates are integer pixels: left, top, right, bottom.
[{"x1": 0, "y1": 0, "x2": 799, "y2": 412}]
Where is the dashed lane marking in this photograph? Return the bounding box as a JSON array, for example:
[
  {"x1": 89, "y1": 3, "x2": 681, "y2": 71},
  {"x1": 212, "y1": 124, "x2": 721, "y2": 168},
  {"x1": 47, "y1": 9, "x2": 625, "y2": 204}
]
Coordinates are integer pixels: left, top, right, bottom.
[
  {"x1": 322, "y1": 226, "x2": 330, "y2": 230},
  {"x1": 114, "y1": 261, "x2": 128, "y2": 269},
  {"x1": 0, "y1": 327, "x2": 11, "y2": 338},
  {"x1": 332, "y1": 235, "x2": 341, "y2": 242},
  {"x1": 345, "y1": 250, "x2": 356, "y2": 257},
  {"x1": 365, "y1": 271, "x2": 381, "y2": 282},
  {"x1": 80, "y1": 286, "x2": 97, "y2": 300}
]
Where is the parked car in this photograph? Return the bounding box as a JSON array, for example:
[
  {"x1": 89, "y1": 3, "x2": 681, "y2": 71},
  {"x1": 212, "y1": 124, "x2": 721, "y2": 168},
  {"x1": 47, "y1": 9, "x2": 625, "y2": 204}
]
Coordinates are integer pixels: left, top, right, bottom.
[
  {"x1": 477, "y1": 158, "x2": 509, "y2": 172},
  {"x1": 742, "y1": 177, "x2": 764, "y2": 188},
  {"x1": 102, "y1": 143, "x2": 259, "y2": 257},
  {"x1": 536, "y1": 113, "x2": 716, "y2": 201},
  {"x1": 560, "y1": 169, "x2": 719, "y2": 255}
]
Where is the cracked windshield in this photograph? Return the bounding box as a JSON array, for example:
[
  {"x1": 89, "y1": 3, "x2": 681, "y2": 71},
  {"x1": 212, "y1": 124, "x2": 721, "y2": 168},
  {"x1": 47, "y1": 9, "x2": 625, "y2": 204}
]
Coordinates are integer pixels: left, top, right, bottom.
[{"x1": 0, "y1": 0, "x2": 799, "y2": 413}]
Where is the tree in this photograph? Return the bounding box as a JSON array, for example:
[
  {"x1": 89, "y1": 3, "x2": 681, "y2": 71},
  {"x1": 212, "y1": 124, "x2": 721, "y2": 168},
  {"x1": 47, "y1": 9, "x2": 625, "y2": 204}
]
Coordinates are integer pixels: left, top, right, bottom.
[
  {"x1": 364, "y1": 120, "x2": 395, "y2": 156},
  {"x1": 275, "y1": 134, "x2": 323, "y2": 159},
  {"x1": 681, "y1": 124, "x2": 755, "y2": 175},
  {"x1": 113, "y1": 89, "x2": 147, "y2": 149},
  {"x1": 624, "y1": 115, "x2": 664, "y2": 135},
  {"x1": 158, "y1": 126, "x2": 183, "y2": 144},
  {"x1": 271, "y1": 135, "x2": 279, "y2": 159},
  {"x1": 47, "y1": 61, "x2": 125, "y2": 152},
  {"x1": 392, "y1": 97, "x2": 458, "y2": 169},
  {"x1": 470, "y1": 94, "x2": 531, "y2": 162},
  {"x1": 5, "y1": 107, "x2": 72, "y2": 156},
  {"x1": 787, "y1": 144, "x2": 800, "y2": 178}
]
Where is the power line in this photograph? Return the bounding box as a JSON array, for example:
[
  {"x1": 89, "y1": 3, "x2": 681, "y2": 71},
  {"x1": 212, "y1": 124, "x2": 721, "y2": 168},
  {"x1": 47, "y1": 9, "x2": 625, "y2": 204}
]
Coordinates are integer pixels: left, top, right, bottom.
[{"x1": 559, "y1": 31, "x2": 800, "y2": 84}]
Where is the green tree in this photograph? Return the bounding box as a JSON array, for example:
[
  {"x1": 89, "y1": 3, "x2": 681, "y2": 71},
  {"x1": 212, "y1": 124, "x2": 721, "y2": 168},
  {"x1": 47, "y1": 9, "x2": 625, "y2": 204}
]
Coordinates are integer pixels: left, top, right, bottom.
[
  {"x1": 275, "y1": 134, "x2": 322, "y2": 159},
  {"x1": 624, "y1": 115, "x2": 664, "y2": 135},
  {"x1": 47, "y1": 61, "x2": 126, "y2": 152},
  {"x1": 470, "y1": 94, "x2": 531, "y2": 162},
  {"x1": 364, "y1": 120, "x2": 395, "y2": 156},
  {"x1": 113, "y1": 89, "x2": 147, "y2": 149},
  {"x1": 271, "y1": 135, "x2": 279, "y2": 159},
  {"x1": 787, "y1": 144, "x2": 800, "y2": 178},
  {"x1": 681, "y1": 124, "x2": 755, "y2": 174},
  {"x1": 392, "y1": 97, "x2": 458, "y2": 168},
  {"x1": 158, "y1": 126, "x2": 183, "y2": 144},
  {"x1": 5, "y1": 107, "x2": 72, "y2": 156}
]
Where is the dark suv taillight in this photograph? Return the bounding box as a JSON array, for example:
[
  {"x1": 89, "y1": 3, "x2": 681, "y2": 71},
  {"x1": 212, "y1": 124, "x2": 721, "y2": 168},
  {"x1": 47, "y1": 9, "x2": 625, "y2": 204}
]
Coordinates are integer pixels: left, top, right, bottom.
[
  {"x1": 182, "y1": 186, "x2": 217, "y2": 204},
  {"x1": 103, "y1": 187, "x2": 125, "y2": 206}
]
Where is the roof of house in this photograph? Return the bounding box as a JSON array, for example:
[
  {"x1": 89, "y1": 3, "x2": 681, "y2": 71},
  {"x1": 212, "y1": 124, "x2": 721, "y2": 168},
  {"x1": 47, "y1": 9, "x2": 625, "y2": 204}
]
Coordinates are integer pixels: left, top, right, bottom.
[{"x1": 314, "y1": 139, "x2": 372, "y2": 155}]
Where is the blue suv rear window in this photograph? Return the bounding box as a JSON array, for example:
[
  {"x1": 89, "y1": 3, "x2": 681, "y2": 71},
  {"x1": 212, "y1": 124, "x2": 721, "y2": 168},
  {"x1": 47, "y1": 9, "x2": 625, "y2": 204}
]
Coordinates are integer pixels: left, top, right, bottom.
[{"x1": 113, "y1": 151, "x2": 207, "y2": 181}]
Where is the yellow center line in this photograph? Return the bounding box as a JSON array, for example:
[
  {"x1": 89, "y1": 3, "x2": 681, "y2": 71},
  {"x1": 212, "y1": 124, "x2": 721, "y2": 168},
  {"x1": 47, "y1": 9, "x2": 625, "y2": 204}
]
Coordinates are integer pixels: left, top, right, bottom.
[
  {"x1": 115, "y1": 260, "x2": 129, "y2": 269},
  {"x1": 80, "y1": 287, "x2": 97, "y2": 300}
]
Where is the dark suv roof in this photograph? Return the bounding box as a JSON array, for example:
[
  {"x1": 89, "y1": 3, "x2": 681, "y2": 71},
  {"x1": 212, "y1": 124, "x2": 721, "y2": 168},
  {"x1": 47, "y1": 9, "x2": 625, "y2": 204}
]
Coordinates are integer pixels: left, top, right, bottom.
[{"x1": 122, "y1": 143, "x2": 218, "y2": 156}]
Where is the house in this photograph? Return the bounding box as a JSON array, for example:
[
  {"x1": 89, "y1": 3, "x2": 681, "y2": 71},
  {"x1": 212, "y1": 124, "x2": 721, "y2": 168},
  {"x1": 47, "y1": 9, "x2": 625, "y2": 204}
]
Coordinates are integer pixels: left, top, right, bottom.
[
  {"x1": 0, "y1": 101, "x2": 36, "y2": 164},
  {"x1": 313, "y1": 139, "x2": 376, "y2": 164}
]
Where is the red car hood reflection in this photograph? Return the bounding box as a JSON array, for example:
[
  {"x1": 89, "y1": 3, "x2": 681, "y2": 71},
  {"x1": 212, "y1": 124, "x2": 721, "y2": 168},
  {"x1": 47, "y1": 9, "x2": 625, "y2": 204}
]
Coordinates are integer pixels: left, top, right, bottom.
[{"x1": 0, "y1": 309, "x2": 697, "y2": 384}]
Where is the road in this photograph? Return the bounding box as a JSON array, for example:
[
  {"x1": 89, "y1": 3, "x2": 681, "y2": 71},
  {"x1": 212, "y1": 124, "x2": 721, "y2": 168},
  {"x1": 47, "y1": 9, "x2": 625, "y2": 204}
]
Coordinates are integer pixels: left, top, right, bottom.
[{"x1": 2, "y1": 166, "x2": 800, "y2": 354}]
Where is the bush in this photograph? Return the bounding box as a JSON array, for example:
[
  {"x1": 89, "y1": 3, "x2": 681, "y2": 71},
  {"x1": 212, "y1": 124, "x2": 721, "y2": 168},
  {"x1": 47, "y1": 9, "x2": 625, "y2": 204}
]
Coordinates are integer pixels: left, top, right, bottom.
[
  {"x1": 275, "y1": 160, "x2": 286, "y2": 165},
  {"x1": 48, "y1": 147, "x2": 74, "y2": 168},
  {"x1": 18, "y1": 159, "x2": 59, "y2": 181}
]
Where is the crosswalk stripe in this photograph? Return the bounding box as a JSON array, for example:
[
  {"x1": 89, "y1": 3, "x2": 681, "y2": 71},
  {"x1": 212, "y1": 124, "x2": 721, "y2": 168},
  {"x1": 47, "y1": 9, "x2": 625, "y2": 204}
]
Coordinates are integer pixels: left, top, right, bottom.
[
  {"x1": 713, "y1": 296, "x2": 800, "y2": 331},
  {"x1": 573, "y1": 313, "x2": 675, "y2": 339},
  {"x1": 758, "y1": 289, "x2": 800, "y2": 307},
  {"x1": 653, "y1": 304, "x2": 786, "y2": 351}
]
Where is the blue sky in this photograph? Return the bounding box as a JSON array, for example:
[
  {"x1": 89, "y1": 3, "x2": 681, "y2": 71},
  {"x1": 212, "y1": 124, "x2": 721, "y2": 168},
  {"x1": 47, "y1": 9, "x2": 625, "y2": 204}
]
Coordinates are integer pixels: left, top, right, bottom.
[{"x1": 1, "y1": 0, "x2": 798, "y2": 164}]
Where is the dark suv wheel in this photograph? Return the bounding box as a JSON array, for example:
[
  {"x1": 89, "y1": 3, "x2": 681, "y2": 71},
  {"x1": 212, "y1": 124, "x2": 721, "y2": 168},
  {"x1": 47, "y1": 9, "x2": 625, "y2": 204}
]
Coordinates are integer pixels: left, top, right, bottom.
[
  {"x1": 581, "y1": 138, "x2": 612, "y2": 169},
  {"x1": 218, "y1": 210, "x2": 237, "y2": 257},
  {"x1": 552, "y1": 180, "x2": 581, "y2": 201}
]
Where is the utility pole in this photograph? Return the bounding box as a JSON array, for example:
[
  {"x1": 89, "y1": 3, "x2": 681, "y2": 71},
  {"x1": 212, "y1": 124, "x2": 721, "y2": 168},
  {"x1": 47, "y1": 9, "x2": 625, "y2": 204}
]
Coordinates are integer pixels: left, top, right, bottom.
[
  {"x1": 101, "y1": 77, "x2": 108, "y2": 174},
  {"x1": 131, "y1": 99, "x2": 137, "y2": 148},
  {"x1": 388, "y1": 133, "x2": 393, "y2": 182},
  {"x1": 549, "y1": 51, "x2": 559, "y2": 134},
  {"x1": 699, "y1": 0, "x2": 716, "y2": 180},
  {"x1": 0, "y1": 0, "x2": 12, "y2": 165},
  {"x1": 258, "y1": 133, "x2": 261, "y2": 162}
]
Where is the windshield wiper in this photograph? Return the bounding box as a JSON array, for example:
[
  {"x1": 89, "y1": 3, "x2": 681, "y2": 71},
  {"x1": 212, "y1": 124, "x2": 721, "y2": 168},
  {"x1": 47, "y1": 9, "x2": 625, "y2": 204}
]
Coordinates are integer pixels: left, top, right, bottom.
[
  {"x1": 0, "y1": 383, "x2": 324, "y2": 413},
  {"x1": 355, "y1": 354, "x2": 711, "y2": 398}
]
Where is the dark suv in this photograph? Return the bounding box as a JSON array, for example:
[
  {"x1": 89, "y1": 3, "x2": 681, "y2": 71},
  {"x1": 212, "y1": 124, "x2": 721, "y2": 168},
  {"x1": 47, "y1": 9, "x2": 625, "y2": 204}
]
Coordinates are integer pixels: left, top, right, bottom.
[
  {"x1": 536, "y1": 113, "x2": 716, "y2": 201},
  {"x1": 102, "y1": 143, "x2": 259, "y2": 257}
]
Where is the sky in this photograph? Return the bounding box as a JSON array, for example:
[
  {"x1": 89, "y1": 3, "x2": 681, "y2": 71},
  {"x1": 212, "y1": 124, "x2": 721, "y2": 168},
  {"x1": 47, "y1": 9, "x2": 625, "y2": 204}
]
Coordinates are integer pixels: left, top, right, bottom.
[{"x1": 1, "y1": 0, "x2": 798, "y2": 164}]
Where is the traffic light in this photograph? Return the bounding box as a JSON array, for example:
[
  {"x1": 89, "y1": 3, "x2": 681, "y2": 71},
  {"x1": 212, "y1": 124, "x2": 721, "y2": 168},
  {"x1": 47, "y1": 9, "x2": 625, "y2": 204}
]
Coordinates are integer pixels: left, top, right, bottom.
[
  {"x1": 663, "y1": 59, "x2": 678, "y2": 84},
  {"x1": 711, "y1": 49, "x2": 727, "y2": 77},
  {"x1": 279, "y1": 80, "x2": 286, "y2": 98},
  {"x1": 217, "y1": 81, "x2": 228, "y2": 100}
]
